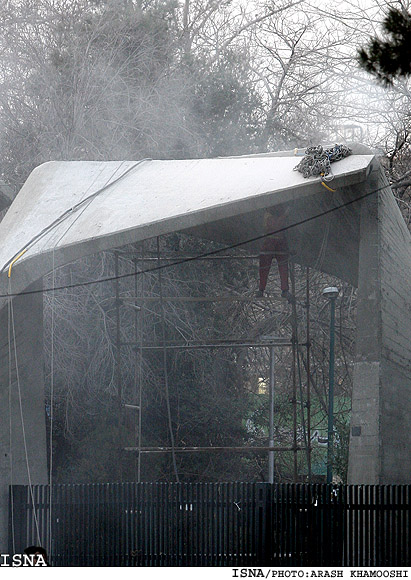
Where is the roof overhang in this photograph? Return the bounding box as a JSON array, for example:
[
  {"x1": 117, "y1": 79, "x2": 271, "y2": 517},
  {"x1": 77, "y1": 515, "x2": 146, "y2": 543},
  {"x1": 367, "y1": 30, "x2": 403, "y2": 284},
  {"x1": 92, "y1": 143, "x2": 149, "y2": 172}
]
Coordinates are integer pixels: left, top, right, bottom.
[{"x1": 0, "y1": 147, "x2": 378, "y2": 304}]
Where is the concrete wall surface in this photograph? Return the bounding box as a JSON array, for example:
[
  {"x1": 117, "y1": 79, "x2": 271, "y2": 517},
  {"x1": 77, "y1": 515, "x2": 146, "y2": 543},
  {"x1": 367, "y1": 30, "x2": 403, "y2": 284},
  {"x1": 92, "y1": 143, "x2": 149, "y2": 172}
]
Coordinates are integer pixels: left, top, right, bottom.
[{"x1": 348, "y1": 168, "x2": 411, "y2": 484}]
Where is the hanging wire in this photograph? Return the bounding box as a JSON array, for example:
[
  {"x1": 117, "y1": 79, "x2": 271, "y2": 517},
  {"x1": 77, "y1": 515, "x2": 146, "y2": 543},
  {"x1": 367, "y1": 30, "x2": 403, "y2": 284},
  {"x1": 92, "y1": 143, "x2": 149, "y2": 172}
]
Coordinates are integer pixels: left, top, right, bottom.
[
  {"x1": 314, "y1": 221, "x2": 330, "y2": 272},
  {"x1": 42, "y1": 164, "x2": 134, "y2": 545},
  {"x1": 156, "y1": 237, "x2": 180, "y2": 483},
  {"x1": 8, "y1": 284, "x2": 16, "y2": 554},
  {"x1": 0, "y1": 179, "x2": 387, "y2": 300},
  {"x1": 26, "y1": 164, "x2": 134, "y2": 551},
  {"x1": 1, "y1": 159, "x2": 151, "y2": 275},
  {"x1": 47, "y1": 248, "x2": 56, "y2": 560},
  {"x1": 8, "y1": 277, "x2": 42, "y2": 546}
]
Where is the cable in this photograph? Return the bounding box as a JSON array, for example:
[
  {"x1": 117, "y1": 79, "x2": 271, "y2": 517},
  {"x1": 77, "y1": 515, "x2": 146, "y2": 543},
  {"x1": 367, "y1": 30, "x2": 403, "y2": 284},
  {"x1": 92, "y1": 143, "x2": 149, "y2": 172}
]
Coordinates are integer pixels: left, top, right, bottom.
[
  {"x1": 8, "y1": 277, "x2": 42, "y2": 546},
  {"x1": 42, "y1": 166, "x2": 127, "y2": 553},
  {"x1": 48, "y1": 248, "x2": 56, "y2": 560},
  {"x1": 0, "y1": 179, "x2": 387, "y2": 300},
  {"x1": 294, "y1": 145, "x2": 352, "y2": 193},
  {"x1": 5, "y1": 164, "x2": 143, "y2": 553},
  {"x1": 1, "y1": 159, "x2": 151, "y2": 275},
  {"x1": 52, "y1": 162, "x2": 133, "y2": 251},
  {"x1": 314, "y1": 221, "x2": 330, "y2": 271},
  {"x1": 41, "y1": 166, "x2": 128, "y2": 555},
  {"x1": 8, "y1": 284, "x2": 16, "y2": 554}
]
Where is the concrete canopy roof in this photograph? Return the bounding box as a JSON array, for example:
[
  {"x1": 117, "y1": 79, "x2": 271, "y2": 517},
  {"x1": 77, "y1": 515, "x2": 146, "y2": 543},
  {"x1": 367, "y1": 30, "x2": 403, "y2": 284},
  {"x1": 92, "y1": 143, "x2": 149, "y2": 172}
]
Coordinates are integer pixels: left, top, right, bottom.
[{"x1": 0, "y1": 148, "x2": 376, "y2": 301}]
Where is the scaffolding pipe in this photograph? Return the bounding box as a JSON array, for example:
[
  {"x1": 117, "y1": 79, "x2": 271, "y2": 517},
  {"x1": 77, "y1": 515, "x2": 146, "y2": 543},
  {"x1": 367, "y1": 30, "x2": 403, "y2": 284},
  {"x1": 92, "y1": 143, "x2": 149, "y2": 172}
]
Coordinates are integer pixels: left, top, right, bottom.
[
  {"x1": 268, "y1": 346, "x2": 275, "y2": 483},
  {"x1": 136, "y1": 247, "x2": 144, "y2": 483},
  {"x1": 112, "y1": 253, "x2": 285, "y2": 261},
  {"x1": 157, "y1": 237, "x2": 180, "y2": 483},
  {"x1": 120, "y1": 295, "x2": 281, "y2": 302},
  {"x1": 124, "y1": 446, "x2": 306, "y2": 453},
  {"x1": 326, "y1": 293, "x2": 337, "y2": 485},
  {"x1": 290, "y1": 262, "x2": 298, "y2": 481},
  {"x1": 113, "y1": 245, "x2": 313, "y2": 483},
  {"x1": 114, "y1": 251, "x2": 123, "y2": 481},
  {"x1": 306, "y1": 267, "x2": 312, "y2": 482},
  {"x1": 121, "y1": 341, "x2": 296, "y2": 350}
]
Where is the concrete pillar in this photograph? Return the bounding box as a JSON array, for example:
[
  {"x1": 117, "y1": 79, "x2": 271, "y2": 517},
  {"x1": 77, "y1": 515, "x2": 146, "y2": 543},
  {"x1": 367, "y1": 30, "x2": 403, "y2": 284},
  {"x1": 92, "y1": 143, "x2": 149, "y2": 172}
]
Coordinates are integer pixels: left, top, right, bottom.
[
  {"x1": 348, "y1": 169, "x2": 411, "y2": 484},
  {"x1": 0, "y1": 280, "x2": 48, "y2": 552}
]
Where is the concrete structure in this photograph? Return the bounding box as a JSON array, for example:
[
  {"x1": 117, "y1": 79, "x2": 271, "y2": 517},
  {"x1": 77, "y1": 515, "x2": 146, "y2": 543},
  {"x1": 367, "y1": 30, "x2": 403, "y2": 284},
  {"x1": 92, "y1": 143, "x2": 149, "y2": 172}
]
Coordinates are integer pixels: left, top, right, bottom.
[{"x1": 0, "y1": 146, "x2": 409, "y2": 550}]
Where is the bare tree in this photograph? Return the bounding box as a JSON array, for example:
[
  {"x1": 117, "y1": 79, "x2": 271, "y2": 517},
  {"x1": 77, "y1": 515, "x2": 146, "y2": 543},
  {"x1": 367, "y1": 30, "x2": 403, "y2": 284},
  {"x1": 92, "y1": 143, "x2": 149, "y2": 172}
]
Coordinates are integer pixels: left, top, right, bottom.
[{"x1": 2, "y1": 0, "x2": 395, "y2": 482}]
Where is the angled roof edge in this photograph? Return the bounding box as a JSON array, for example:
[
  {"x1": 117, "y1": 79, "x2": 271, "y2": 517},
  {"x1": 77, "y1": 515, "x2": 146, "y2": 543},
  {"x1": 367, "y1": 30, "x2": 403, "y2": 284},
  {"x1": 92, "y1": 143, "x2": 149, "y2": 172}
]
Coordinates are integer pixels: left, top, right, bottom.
[{"x1": 0, "y1": 149, "x2": 377, "y2": 303}]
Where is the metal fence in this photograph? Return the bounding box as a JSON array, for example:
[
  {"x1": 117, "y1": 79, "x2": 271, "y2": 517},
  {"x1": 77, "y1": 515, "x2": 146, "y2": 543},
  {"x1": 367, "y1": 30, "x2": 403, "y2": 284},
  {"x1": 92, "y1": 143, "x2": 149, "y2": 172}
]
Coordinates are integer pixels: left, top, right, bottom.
[{"x1": 9, "y1": 482, "x2": 411, "y2": 567}]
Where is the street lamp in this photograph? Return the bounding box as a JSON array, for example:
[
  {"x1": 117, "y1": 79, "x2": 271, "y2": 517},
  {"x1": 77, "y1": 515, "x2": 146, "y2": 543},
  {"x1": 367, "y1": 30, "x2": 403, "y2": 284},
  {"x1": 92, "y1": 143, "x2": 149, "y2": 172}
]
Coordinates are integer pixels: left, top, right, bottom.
[{"x1": 322, "y1": 286, "x2": 339, "y2": 484}]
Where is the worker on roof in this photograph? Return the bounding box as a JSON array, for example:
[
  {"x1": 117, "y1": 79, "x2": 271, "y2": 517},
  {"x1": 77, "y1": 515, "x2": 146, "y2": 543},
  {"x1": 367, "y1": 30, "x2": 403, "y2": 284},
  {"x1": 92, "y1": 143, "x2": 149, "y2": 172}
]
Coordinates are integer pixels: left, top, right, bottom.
[{"x1": 257, "y1": 206, "x2": 292, "y2": 301}]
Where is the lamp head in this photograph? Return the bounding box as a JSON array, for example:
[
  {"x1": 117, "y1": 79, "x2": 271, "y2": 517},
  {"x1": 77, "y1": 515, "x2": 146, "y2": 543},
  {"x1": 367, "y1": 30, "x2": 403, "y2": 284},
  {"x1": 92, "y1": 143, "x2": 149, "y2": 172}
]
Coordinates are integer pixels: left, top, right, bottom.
[{"x1": 322, "y1": 286, "x2": 339, "y2": 299}]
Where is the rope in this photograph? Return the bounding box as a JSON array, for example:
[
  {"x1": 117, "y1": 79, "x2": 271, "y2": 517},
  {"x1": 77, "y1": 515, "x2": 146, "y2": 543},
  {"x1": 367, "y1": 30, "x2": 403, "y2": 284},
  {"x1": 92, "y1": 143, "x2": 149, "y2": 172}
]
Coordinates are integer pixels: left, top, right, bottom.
[
  {"x1": 47, "y1": 248, "x2": 56, "y2": 560},
  {"x1": 8, "y1": 277, "x2": 42, "y2": 546},
  {"x1": 4, "y1": 161, "x2": 149, "y2": 552},
  {"x1": 1, "y1": 159, "x2": 151, "y2": 274},
  {"x1": 8, "y1": 286, "x2": 15, "y2": 554},
  {"x1": 294, "y1": 144, "x2": 352, "y2": 182},
  {"x1": 313, "y1": 221, "x2": 330, "y2": 272},
  {"x1": 8, "y1": 249, "x2": 27, "y2": 278}
]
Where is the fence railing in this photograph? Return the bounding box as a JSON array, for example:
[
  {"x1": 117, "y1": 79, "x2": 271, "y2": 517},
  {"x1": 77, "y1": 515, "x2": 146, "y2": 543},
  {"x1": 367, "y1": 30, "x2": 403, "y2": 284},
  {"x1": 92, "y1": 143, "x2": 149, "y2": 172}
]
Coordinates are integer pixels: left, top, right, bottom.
[{"x1": 9, "y1": 482, "x2": 411, "y2": 567}]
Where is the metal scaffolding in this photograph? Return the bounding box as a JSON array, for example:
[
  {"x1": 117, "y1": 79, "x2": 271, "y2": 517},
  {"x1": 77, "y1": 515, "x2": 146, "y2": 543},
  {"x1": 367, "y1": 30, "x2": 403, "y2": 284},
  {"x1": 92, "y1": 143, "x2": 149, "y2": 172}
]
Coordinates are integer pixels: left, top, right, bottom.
[{"x1": 113, "y1": 240, "x2": 313, "y2": 484}]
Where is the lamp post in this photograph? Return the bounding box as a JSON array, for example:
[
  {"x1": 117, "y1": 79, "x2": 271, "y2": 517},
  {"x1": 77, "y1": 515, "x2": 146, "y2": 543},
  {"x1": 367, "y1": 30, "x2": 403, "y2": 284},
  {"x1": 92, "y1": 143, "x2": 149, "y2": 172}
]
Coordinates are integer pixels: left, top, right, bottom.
[
  {"x1": 268, "y1": 346, "x2": 275, "y2": 483},
  {"x1": 322, "y1": 286, "x2": 339, "y2": 484},
  {"x1": 261, "y1": 335, "x2": 278, "y2": 484}
]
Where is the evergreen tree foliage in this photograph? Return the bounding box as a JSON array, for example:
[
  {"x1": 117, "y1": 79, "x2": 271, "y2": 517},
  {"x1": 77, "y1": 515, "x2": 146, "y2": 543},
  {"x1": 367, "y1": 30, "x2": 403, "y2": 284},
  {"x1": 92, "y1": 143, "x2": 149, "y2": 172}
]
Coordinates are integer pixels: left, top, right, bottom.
[{"x1": 358, "y1": 7, "x2": 411, "y2": 84}]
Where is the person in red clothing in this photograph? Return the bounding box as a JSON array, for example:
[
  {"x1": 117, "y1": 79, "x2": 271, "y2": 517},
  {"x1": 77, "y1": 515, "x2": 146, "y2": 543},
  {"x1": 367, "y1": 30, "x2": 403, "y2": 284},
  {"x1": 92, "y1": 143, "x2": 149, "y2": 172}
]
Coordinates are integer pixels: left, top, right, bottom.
[{"x1": 257, "y1": 206, "x2": 291, "y2": 300}]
